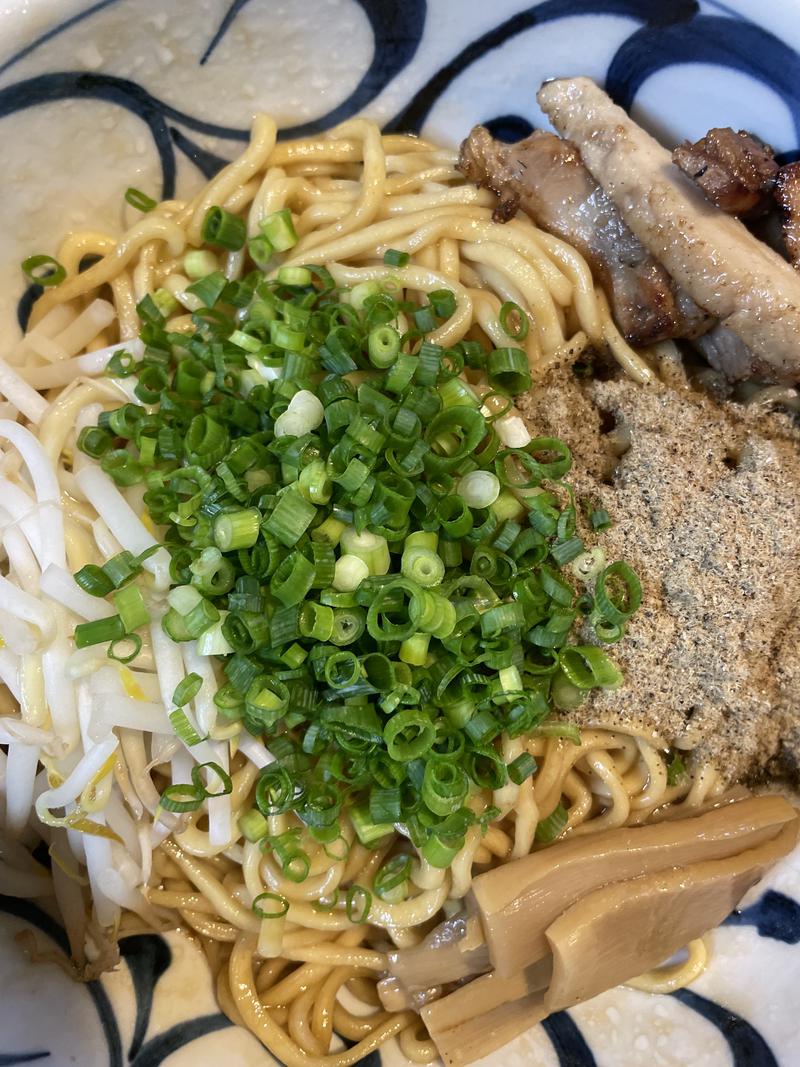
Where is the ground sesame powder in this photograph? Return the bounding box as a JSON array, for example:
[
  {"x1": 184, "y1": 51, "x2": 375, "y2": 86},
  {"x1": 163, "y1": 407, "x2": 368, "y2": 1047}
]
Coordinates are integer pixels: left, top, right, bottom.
[{"x1": 516, "y1": 369, "x2": 800, "y2": 785}]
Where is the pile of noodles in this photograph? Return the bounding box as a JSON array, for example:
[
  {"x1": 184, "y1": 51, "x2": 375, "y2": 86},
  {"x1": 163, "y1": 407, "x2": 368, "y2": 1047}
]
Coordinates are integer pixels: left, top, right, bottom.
[{"x1": 0, "y1": 115, "x2": 722, "y2": 1065}]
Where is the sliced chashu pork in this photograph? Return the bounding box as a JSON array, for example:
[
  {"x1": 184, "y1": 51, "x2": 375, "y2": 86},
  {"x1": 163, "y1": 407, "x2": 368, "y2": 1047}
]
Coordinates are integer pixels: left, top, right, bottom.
[
  {"x1": 458, "y1": 126, "x2": 712, "y2": 346},
  {"x1": 672, "y1": 128, "x2": 778, "y2": 216},
  {"x1": 672, "y1": 130, "x2": 800, "y2": 277},
  {"x1": 537, "y1": 77, "x2": 800, "y2": 383},
  {"x1": 775, "y1": 162, "x2": 800, "y2": 268}
]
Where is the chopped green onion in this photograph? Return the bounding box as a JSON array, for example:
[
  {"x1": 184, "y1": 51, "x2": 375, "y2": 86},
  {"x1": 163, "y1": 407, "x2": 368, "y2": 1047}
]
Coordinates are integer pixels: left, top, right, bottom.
[
  {"x1": 152, "y1": 287, "x2": 178, "y2": 317},
  {"x1": 595, "y1": 561, "x2": 642, "y2": 626},
  {"x1": 413, "y1": 305, "x2": 436, "y2": 332},
  {"x1": 420, "y1": 823, "x2": 466, "y2": 868},
  {"x1": 159, "y1": 783, "x2": 204, "y2": 812},
  {"x1": 535, "y1": 802, "x2": 568, "y2": 843},
  {"x1": 74, "y1": 614, "x2": 126, "y2": 649},
  {"x1": 192, "y1": 761, "x2": 233, "y2": 798},
  {"x1": 106, "y1": 349, "x2": 137, "y2": 378},
  {"x1": 401, "y1": 547, "x2": 444, "y2": 588},
  {"x1": 239, "y1": 808, "x2": 269, "y2": 842},
  {"x1": 498, "y1": 301, "x2": 530, "y2": 341},
  {"x1": 458, "y1": 470, "x2": 500, "y2": 508},
  {"x1": 488, "y1": 347, "x2": 532, "y2": 395},
  {"x1": 299, "y1": 459, "x2": 333, "y2": 505},
  {"x1": 270, "y1": 551, "x2": 315, "y2": 607},
  {"x1": 345, "y1": 884, "x2": 372, "y2": 923},
  {"x1": 253, "y1": 891, "x2": 290, "y2": 919},
  {"x1": 255, "y1": 765, "x2": 295, "y2": 817},
  {"x1": 299, "y1": 602, "x2": 334, "y2": 642},
  {"x1": 277, "y1": 266, "x2": 312, "y2": 287},
  {"x1": 383, "y1": 249, "x2": 410, "y2": 267},
  {"x1": 667, "y1": 752, "x2": 687, "y2": 787},
  {"x1": 172, "y1": 673, "x2": 203, "y2": 707},
  {"x1": 340, "y1": 528, "x2": 390, "y2": 575},
  {"x1": 214, "y1": 508, "x2": 261, "y2": 552},
  {"x1": 508, "y1": 752, "x2": 537, "y2": 785},
  {"x1": 384, "y1": 709, "x2": 435, "y2": 761},
  {"x1": 74, "y1": 564, "x2": 114, "y2": 598},
  {"x1": 71, "y1": 260, "x2": 641, "y2": 870},
  {"x1": 399, "y1": 631, "x2": 430, "y2": 666},
  {"x1": 570, "y1": 548, "x2": 606, "y2": 583},
  {"x1": 201, "y1": 206, "x2": 246, "y2": 250},
  {"x1": 107, "y1": 634, "x2": 142, "y2": 663},
  {"x1": 229, "y1": 329, "x2": 262, "y2": 353},
  {"x1": 559, "y1": 646, "x2": 622, "y2": 690},
  {"x1": 550, "y1": 536, "x2": 585, "y2": 567},
  {"x1": 428, "y1": 289, "x2": 456, "y2": 319},
  {"x1": 422, "y1": 761, "x2": 468, "y2": 817},
  {"x1": 465, "y1": 709, "x2": 501, "y2": 746},
  {"x1": 125, "y1": 187, "x2": 157, "y2": 212},
  {"x1": 591, "y1": 508, "x2": 612, "y2": 532},
  {"x1": 374, "y1": 854, "x2": 412, "y2": 898},
  {"x1": 167, "y1": 585, "x2": 202, "y2": 614},
  {"x1": 77, "y1": 427, "x2": 112, "y2": 459},
  {"x1": 113, "y1": 585, "x2": 150, "y2": 632},
  {"x1": 184, "y1": 249, "x2": 219, "y2": 279},
  {"x1": 21, "y1": 254, "x2": 66, "y2": 287},
  {"x1": 333, "y1": 555, "x2": 369, "y2": 592},
  {"x1": 368, "y1": 325, "x2": 400, "y2": 368},
  {"x1": 248, "y1": 234, "x2": 273, "y2": 268},
  {"x1": 169, "y1": 708, "x2": 205, "y2": 746},
  {"x1": 263, "y1": 489, "x2": 316, "y2": 547},
  {"x1": 350, "y1": 806, "x2": 394, "y2": 846},
  {"x1": 260, "y1": 208, "x2": 298, "y2": 252},
  {"x1": 369, "y1": 785, "x2": 402, "y2": 824},
  {"x1": 186, "y1": 269, "x2": 227, "y2": 307}
]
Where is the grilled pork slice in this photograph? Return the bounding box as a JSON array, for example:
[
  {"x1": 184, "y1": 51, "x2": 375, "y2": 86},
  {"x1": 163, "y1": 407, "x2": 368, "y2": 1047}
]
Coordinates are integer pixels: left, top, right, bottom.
[
  {"x1": 458, "y1": 125, "x2": 711, "y2": 346},
  {"x1": 775, "y1": 161, "x2": 800, "y2": 268},
  {"x1": 537, "y1": 77, "x2": 800, "y2": 383},
  {"x1": 673, "y1": 128, "x2": 778, "y2": 215},
  {"x1": 694, "y1": 323, "x2": 757, "y2": 381}
]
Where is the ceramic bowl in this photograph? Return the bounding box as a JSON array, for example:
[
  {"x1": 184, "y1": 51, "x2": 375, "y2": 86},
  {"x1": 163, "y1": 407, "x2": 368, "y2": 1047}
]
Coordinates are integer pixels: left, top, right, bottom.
[{"x1": 1, "y1": 2, "x2": 799, "y2": 1064}]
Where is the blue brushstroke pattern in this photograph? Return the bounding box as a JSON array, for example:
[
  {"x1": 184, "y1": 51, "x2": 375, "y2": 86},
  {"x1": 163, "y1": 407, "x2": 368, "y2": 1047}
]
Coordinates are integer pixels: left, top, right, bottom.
[
  {"x1": 0, "y1": 73, "x2": 177, "y2": 198},
  {"x1": 605, "y1": 14, "x2": 800, "y2": 142},
  {"x1": 0, "y1": 69, "x2": 249, "y2": 140},
  {"x1": 483, "y1": 113, "x2": 535, "y2": 142},
  {"x1": 170, "y1": 126, "x2": 231, "y2": 179},
  {"x1": 0, "y1": 0, "x2": 121, "y2": 78},
  {"x1": 724, "y1": 889, "x2": 800, "y2": 944},
  {"x1": 17, "y1": 254, "x2": 99, "y2": 333},
  {"x1": 0, "y1": 896, "x2": 123, "y2": 1067},
  {"x1": 119, "y1": 936, "x2": 172, "y2": 1060},
  {"x1": 339, "y1": 1041, "x2": 381, "y2": 1066},
  {"x1": 674, "y1": 989, "x2": 779, "y2": 1067},
  {"x1": 200, "y1": 0, "x2": 251, "y2": 65},
  {"x1": 0, "y1": 1054, "x2": 51, "y2": 1066},
  {"x1": 128, "y1": 1013, "x2": 232, "y2": 1066},
  {"x1": 385, "y1": 0, "x2": 698, "y2": 132},
  {"x1": 542, "y1": 1012, "x2": 598, "y2": 1066},
  {"x1": 201, "y1": 0, "x2": 428, "y2": 140},
  {"x1": 16, "y1": 285, "x2": 42, "y2": 333}
]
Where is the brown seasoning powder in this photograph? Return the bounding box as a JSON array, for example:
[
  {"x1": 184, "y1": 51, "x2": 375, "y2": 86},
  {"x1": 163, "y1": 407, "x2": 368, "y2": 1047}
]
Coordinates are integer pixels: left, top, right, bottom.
[{"x1": 516, "y1": 369, "x2": 800, "y2": 785}]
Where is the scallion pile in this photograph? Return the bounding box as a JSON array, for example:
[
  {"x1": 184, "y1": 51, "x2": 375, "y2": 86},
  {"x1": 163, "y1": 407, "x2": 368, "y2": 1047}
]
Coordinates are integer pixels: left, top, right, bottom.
[{"x1": 74, "y1": 216, "x2": 641, "y2": 884}]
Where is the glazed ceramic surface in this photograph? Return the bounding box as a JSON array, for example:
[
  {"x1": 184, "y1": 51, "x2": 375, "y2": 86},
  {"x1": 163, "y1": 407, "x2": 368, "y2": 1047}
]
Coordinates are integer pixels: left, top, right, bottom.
[{"x1": 1, "y1": 1, "x2": 800, "y2": 1064}]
